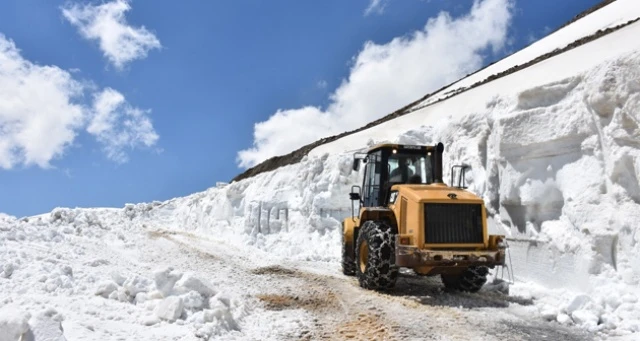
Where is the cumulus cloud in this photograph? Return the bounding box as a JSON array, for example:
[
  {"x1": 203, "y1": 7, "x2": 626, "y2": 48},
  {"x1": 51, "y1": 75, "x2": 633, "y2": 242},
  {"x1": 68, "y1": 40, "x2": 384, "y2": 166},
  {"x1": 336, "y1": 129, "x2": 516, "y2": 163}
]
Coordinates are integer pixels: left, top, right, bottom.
[
  {"x1": 88, "y1": 88, "x2": 159, "y2": 163},
  {"x1": 0, "y1": 34, "x2": 159, "y2": 169},
  {"x1": 62, "y1": 0, "x2": 161, "y2": 69},
  {"x1": 237, "y1": 107, "x2": 332, "y2": 167},
  {"x1": 0, "y1": 34, "x2": 85, "y2": 169},
  {"x1": 365, "y1": 0, "x2": 388, "y2": 16},
  {"x1": 237, "y1": 0, "x2": 513, "y2": 168}
]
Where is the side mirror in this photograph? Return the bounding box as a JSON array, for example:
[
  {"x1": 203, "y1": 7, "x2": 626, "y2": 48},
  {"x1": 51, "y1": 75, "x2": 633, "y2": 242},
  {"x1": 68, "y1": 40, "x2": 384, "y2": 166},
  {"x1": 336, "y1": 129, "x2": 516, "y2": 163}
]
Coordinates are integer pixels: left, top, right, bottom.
[
  {"x1": 451, "y1": 164, "x2": 471, "y2": 189},
  {"x1": 352, "y1": 153, "x2": 368, "y2": 172},
  {"x1": 349, "y1": 185, "x2": 362, "y2": 222}
]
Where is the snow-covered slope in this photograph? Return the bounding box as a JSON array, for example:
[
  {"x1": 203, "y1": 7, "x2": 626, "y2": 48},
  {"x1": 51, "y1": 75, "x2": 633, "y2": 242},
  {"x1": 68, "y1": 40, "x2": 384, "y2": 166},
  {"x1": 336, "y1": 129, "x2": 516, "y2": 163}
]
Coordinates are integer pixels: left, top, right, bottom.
[
  {"x1": 412, "y1": 0, "x2": 640, "y2": 110},
  {"x1": 3, "y1": 1, "x2": 640, "y2": 339}
]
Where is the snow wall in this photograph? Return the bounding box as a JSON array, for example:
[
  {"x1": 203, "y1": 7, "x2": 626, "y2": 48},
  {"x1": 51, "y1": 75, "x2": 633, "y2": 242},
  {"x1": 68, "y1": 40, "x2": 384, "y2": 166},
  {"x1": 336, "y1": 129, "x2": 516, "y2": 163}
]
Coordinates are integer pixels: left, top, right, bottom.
[{"x1": 152, "y1": 49, "x2": 640, "y2": 279}]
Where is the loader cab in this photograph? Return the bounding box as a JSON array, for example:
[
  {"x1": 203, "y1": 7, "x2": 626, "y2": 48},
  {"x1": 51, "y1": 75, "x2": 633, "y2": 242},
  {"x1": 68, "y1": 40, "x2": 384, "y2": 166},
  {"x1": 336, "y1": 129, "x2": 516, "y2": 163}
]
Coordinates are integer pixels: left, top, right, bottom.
[{"x1": 352, "y1": 143, "x2": 444, "y2": 207}]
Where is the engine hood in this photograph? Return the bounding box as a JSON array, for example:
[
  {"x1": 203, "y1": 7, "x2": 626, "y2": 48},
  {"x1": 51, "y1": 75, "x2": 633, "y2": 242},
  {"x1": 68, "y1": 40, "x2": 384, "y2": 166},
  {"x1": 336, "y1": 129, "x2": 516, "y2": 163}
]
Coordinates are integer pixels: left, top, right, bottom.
[{"x1": 391, "y1": 183, "x2": 483, "y2": 203}]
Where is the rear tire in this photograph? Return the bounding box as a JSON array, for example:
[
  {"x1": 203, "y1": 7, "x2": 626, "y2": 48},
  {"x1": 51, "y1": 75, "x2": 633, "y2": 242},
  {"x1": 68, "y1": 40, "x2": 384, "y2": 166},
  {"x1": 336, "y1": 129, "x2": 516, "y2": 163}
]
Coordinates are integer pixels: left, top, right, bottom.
[
  {"x1": 441, "y1": 266, "x2": 489, "y2": 293},
  {"x1": 355, "y1": 220, "x2": 398, "y2": 290},
  {"x1": 341, "y1": 226, "x2": 355, "y2": 276}
]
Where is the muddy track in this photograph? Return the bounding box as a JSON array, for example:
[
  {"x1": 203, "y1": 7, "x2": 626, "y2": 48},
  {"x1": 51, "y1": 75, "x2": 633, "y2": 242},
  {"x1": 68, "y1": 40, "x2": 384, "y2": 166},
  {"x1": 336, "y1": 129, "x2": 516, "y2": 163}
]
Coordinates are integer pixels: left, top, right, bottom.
[
  {"x1": 147, "y1": 229, "x2": 594, "y2": 341},
  {"x1": 250, "y1": 264, "x2": 416, "y2": 340}
]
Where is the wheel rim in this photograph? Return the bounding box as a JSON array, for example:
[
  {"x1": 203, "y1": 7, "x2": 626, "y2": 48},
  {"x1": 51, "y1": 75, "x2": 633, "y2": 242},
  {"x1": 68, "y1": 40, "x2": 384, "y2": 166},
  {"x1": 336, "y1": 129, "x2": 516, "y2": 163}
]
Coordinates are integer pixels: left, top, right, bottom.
[{"x1": 359, "y1": 240, "x2": 369, "y2": 273}]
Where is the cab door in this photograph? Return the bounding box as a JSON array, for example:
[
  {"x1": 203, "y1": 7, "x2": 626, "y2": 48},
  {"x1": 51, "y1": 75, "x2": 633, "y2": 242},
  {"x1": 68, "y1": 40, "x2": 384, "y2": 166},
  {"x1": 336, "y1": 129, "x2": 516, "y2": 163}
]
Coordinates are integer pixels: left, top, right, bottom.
[{"x1": 362, "y1": 151, "x2": 382, "y2": 207}]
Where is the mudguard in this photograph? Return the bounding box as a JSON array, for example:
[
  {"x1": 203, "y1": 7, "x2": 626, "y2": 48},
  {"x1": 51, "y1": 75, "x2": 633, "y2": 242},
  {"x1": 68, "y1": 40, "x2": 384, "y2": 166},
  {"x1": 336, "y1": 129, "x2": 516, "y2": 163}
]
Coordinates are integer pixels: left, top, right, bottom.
[{"x1": 342, "y1": 207, "x2": 398, "y2": 260}]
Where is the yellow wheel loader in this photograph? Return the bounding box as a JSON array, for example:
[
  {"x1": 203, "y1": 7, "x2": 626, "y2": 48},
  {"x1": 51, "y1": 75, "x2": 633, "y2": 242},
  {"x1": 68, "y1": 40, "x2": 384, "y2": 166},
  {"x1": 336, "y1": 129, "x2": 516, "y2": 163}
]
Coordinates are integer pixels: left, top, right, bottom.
[{"x1": 341, "y1": 143, "x2": 506, "y2": 292}]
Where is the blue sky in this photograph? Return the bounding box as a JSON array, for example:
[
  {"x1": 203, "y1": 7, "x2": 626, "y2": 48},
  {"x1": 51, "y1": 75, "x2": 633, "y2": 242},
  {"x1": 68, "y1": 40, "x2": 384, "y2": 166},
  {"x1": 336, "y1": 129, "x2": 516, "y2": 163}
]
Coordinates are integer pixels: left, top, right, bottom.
[{"x1": 0, "y1": 0, "x2": 601, "y2": 217}]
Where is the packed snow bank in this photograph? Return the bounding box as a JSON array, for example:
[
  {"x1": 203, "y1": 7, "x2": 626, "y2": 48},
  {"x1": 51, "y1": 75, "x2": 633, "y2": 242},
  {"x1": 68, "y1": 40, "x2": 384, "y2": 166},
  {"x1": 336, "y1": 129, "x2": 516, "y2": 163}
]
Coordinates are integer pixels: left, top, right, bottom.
[{"x1": 146, "y1": 153, "x2": 359, "y2": 261}]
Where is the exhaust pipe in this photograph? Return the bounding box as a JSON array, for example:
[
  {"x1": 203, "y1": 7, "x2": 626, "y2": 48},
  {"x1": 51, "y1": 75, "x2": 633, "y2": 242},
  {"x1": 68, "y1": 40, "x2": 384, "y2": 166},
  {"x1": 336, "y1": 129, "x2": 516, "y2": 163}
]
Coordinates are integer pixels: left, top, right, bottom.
[{"x1": 434, "y1": 142, "x2": 444, "y2": 183}]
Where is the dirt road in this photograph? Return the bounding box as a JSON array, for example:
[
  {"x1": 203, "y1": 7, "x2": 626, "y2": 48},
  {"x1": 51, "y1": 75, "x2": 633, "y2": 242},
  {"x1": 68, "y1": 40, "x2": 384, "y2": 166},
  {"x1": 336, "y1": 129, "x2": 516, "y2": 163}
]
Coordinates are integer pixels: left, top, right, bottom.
[{"x1": 146, "y1": 229, "x2": 593, "y2": 341}]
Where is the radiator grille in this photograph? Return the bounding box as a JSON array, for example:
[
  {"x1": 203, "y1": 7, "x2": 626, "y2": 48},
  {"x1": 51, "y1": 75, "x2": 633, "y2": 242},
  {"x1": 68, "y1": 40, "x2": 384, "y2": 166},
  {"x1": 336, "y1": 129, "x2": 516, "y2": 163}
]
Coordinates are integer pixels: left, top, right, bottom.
[{"x1": 424, "y1": 203, "x2": 483, "y2": 244}]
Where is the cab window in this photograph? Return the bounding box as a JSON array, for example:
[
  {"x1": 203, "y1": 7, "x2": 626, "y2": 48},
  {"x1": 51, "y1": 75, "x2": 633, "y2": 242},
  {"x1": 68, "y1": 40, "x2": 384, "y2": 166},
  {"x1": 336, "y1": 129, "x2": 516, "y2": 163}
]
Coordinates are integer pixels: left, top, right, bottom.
[{"x1": 388, "y1": 153, "x2": 432, "y2": 184}]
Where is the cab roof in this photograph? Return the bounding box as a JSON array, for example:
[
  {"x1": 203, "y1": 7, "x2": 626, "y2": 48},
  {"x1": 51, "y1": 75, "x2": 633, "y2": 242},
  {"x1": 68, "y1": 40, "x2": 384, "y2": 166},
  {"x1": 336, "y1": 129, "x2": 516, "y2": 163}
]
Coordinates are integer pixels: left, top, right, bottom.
[{"x1": 366, "y1": 143, "x2": 435, "y2": 154}]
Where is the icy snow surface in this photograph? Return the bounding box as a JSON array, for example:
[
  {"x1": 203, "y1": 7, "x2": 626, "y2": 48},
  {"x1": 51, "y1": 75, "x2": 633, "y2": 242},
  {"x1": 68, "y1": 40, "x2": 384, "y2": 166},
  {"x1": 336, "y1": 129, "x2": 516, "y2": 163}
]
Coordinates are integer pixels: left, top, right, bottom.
[{"x1": 3, "y1": 2, "x2": 640, "y2": 340}]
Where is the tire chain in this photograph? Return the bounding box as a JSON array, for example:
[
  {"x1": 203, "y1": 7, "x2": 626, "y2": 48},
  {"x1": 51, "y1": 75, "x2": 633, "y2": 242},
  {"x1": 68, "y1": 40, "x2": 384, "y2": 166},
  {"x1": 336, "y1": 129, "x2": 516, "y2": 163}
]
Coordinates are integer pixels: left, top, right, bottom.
[
  {"x1": 356, "y1": 220, "x2": 398, "y2": 290},
  {"x1": 441, "y1": 266, "x2": 488, "y2": 293}
]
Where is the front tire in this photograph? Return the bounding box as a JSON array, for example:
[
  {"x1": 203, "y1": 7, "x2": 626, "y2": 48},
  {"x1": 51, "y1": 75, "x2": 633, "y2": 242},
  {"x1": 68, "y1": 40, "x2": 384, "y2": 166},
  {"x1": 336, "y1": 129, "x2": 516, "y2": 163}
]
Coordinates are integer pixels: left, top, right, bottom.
[
  {"x1": 441, "y1": 266, "x2": 489, "y2": 293},
  {"x1": 355, "y1": 220, "x2": 398, "y2": 290}
]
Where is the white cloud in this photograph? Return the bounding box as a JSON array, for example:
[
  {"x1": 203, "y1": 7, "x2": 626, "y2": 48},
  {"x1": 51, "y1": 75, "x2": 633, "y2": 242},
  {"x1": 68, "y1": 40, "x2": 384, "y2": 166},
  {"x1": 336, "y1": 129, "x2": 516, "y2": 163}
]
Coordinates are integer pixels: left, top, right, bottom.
[
  {"x1": 62, "y1": 0, "x2": 161, "y2": 69},
  {"x1": 0, "y1": 34, "x2": 85, "y2": 169},
  {"x1": 0, "y1": 34, "x2": 159, "y2": 169},
  {"x1": 365, "y1": 0, "x2": 388, "y2": 16},
  {"x1": 237, "y1": 0, "x2": 513, "y2": 168},
  {"x1": 237, "y1": 107, "x2": 332, "y2": 167},
  {"x1": 88, "y1": 88, "x2": 159, "y2": 163}
]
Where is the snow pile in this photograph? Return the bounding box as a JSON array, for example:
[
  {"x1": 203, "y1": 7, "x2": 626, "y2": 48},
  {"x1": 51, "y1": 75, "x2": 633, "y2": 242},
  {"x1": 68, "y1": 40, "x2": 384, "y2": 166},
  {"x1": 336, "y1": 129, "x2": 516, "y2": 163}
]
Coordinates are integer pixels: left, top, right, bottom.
[
  {"x1": 0, "y1": 306, "x2": 67, "y2": 341},
  {"x1": 0, "y1": 305, "x2": 30, "y2": 341},
  {"x1": 0, "y1": 208, "x2": 247, "y2": 340},
  {"x1": 92, "y1": 266, "x2": 244, "y2": 338}
]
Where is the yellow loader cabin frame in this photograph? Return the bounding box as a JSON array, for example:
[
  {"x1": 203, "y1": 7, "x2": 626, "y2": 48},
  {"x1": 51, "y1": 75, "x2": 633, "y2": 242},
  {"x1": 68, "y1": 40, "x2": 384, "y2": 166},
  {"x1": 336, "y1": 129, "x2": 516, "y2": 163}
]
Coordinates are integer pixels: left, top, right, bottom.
[{"x1": 341, "y1": 142, "x2": 506, "y2": 292}]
